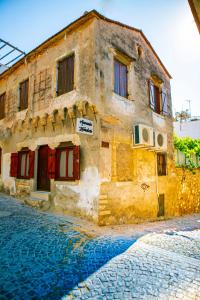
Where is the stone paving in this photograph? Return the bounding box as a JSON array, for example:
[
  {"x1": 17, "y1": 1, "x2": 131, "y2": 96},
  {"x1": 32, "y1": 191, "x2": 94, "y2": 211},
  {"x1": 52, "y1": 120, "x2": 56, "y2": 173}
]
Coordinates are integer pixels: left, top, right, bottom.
[{"x1": 0, "y1": 193, "x2": 200, "y2": 299}]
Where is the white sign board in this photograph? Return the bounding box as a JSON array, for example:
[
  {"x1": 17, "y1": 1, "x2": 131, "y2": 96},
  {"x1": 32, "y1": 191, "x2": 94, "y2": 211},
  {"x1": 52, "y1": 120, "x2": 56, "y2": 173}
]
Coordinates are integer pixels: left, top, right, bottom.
[{"x1": 76, "y1": 118, "x2": 93, "y2": 135}]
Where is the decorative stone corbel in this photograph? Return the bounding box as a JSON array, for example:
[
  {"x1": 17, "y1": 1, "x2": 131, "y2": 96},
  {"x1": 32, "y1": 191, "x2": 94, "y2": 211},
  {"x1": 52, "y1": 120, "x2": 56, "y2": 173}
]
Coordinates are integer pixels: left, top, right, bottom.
[
  {"x1": 32, "y1": 116, "x2": 40, "y2": 131},
  {"x1": 40, "y1": 113, "x2": 48, "y2": 131},
  {"x1": 58, "y1": 107, "x2": 67, "y2": 126},
  {"x1": 76, "y1": 100, "x2": 88, "y2": 117},
  {"x1": 48, "y1": 110, "x2": 57, "y2": 131},
  {"x1": 68, "y1": 106, "x2": 76, "y2": 127},
  {"x1": 89, "y1": 104, "x2": 98, "y2": 121}
]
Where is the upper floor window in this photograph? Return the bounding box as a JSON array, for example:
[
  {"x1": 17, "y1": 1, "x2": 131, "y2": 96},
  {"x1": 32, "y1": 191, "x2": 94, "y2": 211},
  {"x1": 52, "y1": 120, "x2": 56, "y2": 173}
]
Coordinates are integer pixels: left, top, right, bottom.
[
  {"x1": 57, "y1": 54, "x2": 74, "y2": 96},
  {"x1": 19, "y1": 79, "x2": 29, "y2": 111},
  {"x1": 0, "y1": 93, "x2": 5, "y2": 120},
  {"x1": 157, "y1": 153, "x2": 167, "y2": 176},
  {"x1": 149, "y1": 80, "x2": 167, "y2": 115},
  {"x1": 114, "y1": 59, "x2": 128, "y2": 98}
]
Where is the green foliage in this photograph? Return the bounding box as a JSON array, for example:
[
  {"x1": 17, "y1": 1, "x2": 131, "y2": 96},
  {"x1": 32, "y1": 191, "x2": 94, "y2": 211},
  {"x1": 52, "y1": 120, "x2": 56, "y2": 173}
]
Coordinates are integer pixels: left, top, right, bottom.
[{"x1": 174, "y1": 135, "x2": 200, "y2": 171}]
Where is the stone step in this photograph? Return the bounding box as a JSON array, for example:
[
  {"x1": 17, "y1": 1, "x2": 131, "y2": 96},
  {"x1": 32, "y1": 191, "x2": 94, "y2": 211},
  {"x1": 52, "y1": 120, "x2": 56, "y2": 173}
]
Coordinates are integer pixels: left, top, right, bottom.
[
  {"x1": 30, "y1": 191, "x2": 50, "y2": 201},
  {"x1": 99, "y1": 194, "x2": 108, "y2": 200}
]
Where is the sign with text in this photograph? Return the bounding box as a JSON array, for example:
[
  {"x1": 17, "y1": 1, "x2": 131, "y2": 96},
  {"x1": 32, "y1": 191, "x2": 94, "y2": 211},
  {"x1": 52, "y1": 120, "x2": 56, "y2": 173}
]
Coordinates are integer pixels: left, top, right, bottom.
[{"x1": 76, "y1": 118, "x2": 93, "y2": 135}]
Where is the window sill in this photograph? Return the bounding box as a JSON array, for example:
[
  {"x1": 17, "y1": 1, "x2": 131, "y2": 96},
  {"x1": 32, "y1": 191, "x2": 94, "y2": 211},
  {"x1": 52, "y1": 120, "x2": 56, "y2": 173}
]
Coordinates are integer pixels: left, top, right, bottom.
[
  {"x1": 113, "y1": 92, "x2": 134, "y2": 102},
  {"x1": 152, "y1": 110, "x2": 166, "y2": 119},
  {"x1": 16, "y1": 177, "x2": 30, "y2": 180},
  {"x1": 55, "y1": 88, "x2": 76, "y2": 98}
]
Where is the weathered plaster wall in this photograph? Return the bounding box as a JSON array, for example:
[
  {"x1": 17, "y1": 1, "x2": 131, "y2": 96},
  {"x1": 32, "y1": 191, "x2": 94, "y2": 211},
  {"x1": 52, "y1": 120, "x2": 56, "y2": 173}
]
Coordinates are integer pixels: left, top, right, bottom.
[{"x1": 0, "y1": 18, "x2": 101, "y2": 222}]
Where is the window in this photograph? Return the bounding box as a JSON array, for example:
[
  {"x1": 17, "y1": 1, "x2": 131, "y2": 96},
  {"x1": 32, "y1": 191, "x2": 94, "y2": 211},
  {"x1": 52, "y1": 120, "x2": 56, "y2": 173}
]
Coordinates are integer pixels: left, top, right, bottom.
[
  {"x1": 114, "y1": 59, "x2": 128, "y2": 98},
  {"x1": 0, "y1": 148, "x2": 2, "y2": 175},
  {"x1": 19, "y1": 79, "x2": 29, "y2": 111},
  {"x1": 10, "y1": 150, "x2": 35, "y2": 179},
  {"x1": 149, "y1": 80, "x2": 167, "y2": 115},
  {"x1": 18, "y1": 151, "x2": 30, "y2": 179},
  {"x1": 0, "y1": 93, "x2": 5, "y2": 120},
  {"x1": 157, "y1": 153, "x2": 167, "y2": 176},
  {"x1": 55, "y1": 146, "x2": 80, "y2": 180},
  {"x1": 57, "y1": 54, "x2": 74, "y2": 96}
]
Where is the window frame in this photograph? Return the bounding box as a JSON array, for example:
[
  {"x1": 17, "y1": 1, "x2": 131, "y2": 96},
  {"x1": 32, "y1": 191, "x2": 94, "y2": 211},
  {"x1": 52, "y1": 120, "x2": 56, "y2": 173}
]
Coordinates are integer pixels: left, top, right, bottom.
[
  {"x1": 56, "y1": 53, "x2": 75, "y2": 97},
  {"x1": 17, "y1": 150, "x2": 30, "y2": 179},
  {"x1": 19, "y1": 79, "x2": 29, "y2": 111},
  {"x1": 114, "y1": 58, "x2": 128, "y2": 98},
  {"x1": 157, "y1": 152, "x2": 167, "y2": 176},
  {"x1": 0, "y1": 92, "x2": 6, "y2": 120},
  {"x1": 55, "y1": 146, "x2": 76, "y2": 181}
]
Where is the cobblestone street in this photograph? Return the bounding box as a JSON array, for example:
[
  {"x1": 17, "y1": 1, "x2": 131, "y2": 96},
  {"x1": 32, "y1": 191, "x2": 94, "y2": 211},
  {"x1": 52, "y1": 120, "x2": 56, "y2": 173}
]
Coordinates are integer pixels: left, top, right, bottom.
[{"x1": 0, "y1": 193, "x2": 200, "y2": 299}]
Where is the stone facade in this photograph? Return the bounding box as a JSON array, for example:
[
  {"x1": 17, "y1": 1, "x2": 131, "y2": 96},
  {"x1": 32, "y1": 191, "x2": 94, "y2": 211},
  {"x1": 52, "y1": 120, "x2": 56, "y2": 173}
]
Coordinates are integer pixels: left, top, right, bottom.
[{"x1": 0, "y1": 10, "x2": 199, "y2": 225}]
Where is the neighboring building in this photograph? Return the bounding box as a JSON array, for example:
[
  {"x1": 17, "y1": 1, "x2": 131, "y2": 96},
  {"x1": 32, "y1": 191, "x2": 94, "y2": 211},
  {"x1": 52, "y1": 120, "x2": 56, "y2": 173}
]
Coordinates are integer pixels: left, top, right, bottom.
[
  {"x1": 189, "y1": 0, "x2": 200, "y2": 34},
  {"x1": 174, "y1": 118, "x2": 200, "y2": 139},
  {"x1": 0, "y1": 11, "x2": 199, "y2": 225}
]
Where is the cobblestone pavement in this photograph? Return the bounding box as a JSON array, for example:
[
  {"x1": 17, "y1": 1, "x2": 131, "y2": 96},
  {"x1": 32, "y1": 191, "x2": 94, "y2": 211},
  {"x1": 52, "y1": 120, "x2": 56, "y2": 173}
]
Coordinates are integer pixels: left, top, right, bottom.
[{"x1": 0, "y1": 194, "x2": 200, "y2": 299}]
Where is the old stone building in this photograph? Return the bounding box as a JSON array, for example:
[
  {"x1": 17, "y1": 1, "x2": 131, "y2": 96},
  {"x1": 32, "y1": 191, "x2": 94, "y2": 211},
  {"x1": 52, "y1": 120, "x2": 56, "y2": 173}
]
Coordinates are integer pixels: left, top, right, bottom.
[{"x1": 0, "y1": 10, "x2": 199, "y2": 225}]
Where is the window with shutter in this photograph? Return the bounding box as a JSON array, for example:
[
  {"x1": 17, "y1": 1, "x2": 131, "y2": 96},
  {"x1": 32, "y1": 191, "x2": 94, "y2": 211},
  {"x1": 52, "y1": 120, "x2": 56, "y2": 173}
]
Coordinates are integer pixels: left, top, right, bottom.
[
  {"x1": 17, "y1": 150, "x2": 30, "y2": 179},
  {"x1": 10, "y1": 153, "x2": 18, "y2": 177},
  {"x1": 157, "y1": 153, "x2": 167, "y2": 176},
  {"x1": 55, "y1": 145, "x2": 80, "y2": 180},
  {"x1": 57, "y1": 54, "x2": 74, "y2": 96},
  {"x1": 0, "y1": 93, "x2": 6, "y2": 120},
  {"x1": 114, "y1": 59, "x2": 128, "y2": 98},
  {"x1": 148, "y1": 80, "x2": 168, "y2": 116},
  {"x1": 19, "y1": 79, "x2": 29, "y2": 111}
]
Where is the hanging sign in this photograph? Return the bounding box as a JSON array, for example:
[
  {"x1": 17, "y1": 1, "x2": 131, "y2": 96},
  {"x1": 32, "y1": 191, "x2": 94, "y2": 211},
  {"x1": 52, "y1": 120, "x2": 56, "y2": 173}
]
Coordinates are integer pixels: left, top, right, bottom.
[{"x1": 76, "y1": 118, "x2": 93, "y2": 135}]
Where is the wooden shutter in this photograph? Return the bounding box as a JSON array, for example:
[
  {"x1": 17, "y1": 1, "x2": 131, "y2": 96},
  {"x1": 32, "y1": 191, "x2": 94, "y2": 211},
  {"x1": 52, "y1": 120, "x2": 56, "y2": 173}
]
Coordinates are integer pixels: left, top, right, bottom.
[
  {"x1": 57, "y1": 54, "x2": 74, "y2": 96},
  {"x1": 114, "y1": 59, "x2": 120, "y2": 95},
  {"x1": 0, "y1": 148, "x2": 1, "y2": 175},
  {"x1": 19, "y1": 79, "x2": 29, "y2": 111},
  {"x1": 114, "y1": 59, "x2": 128, "y2": 97},
  {"x1": 29, "y1": 151, "x2": 35, "y2": 178},
  {"x1": 73, "y1": 146, "x2": 80, "y2": 180},
  {"x1": 48, "y1": 148, "x2": 56, "y2": 179},
  {"x1": 10, "y1": 153, "x2": 18, "y2": 177},
  {"x1": 148, "y1": 81, "x2": 156, "y2": 111},
  {"x1": 161, "y1": 90, "x2": 167, "y2": 115},
  {"x1": 0, "y1": 93, "x2": 5, "y2": 120}
]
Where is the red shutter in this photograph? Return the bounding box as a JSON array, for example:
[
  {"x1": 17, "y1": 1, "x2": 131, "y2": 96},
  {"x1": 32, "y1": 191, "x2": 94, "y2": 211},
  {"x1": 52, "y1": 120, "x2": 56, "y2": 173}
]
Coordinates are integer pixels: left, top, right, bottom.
[
  {"x1": 73, "y1": 146, "x2": 80, "y2": 180},
  {"x1": 29, "y1": 150, "x2": 35, "y2": 178},
  {"x1": 48, "y1": 148, "x2": 56, "y2": 179},
  {"x1": 10, "y1": 153, "x2": 18, "y2": 177}
]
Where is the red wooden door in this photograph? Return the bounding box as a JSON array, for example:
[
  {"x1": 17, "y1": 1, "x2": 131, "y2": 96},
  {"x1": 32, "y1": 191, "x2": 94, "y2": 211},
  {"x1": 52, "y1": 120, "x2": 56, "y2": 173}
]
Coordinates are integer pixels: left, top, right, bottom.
[{"x1": 37, "y1": 145, "x2": 50, "y2": 191}]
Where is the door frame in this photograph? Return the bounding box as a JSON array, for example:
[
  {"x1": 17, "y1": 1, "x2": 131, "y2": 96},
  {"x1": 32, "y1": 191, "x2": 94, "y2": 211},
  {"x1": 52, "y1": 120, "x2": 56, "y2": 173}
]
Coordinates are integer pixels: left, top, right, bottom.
[{"x1": 37, "y1": 145, "x2": 50, "y2": 191}]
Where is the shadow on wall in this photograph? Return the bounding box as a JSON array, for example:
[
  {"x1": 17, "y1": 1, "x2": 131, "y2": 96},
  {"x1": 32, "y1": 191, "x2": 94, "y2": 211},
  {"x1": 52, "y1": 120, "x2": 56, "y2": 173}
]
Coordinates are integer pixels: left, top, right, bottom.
[{"x1": 0, "y1": 194, "x2": 135, "y2": 299}]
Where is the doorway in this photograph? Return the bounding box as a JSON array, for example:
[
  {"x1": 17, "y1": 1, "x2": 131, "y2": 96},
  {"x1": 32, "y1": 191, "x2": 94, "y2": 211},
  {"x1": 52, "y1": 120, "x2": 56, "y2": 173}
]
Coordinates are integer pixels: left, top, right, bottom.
[{"x1": 37, "y1": 145, "x2": 50, "y2": 191}]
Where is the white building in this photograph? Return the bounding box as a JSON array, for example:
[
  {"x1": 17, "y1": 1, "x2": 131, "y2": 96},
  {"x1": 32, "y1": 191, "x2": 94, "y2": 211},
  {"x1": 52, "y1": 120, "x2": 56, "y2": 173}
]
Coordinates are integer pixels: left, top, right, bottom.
[{"x1": 174, "y1": 119, "x2": 200, "y2": 139}]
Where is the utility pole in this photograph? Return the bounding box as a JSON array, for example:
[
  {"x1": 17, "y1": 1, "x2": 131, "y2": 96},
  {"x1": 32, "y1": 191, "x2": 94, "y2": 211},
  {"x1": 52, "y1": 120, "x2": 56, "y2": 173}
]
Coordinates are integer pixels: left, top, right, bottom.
[{"x1": 185, "y1": 99, "x2": 191, "y2": 118}]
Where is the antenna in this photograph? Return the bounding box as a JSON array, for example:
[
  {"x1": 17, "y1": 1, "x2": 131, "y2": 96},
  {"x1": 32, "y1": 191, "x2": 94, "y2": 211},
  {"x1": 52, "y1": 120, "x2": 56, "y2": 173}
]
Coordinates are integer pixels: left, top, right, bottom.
[{"x1": 185, "y1": 99, "x2": 191, "y2": 117}]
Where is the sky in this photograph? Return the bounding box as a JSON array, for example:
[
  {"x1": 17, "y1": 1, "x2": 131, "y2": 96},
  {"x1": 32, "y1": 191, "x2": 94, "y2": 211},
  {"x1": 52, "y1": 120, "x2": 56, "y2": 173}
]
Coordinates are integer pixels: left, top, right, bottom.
[{"x1": 0, "y1": 0, "x2": 200, "y2": 116}]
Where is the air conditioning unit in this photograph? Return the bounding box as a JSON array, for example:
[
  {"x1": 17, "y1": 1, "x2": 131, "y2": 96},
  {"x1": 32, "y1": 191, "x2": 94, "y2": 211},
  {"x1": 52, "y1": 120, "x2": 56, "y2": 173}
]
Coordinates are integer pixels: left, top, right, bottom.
[
  {"x1": 154, "y1": 131, "x2": 167, "y2": 151},
  {"x1": 133, "y1": 124, "x2": 154, "y2": 148}
]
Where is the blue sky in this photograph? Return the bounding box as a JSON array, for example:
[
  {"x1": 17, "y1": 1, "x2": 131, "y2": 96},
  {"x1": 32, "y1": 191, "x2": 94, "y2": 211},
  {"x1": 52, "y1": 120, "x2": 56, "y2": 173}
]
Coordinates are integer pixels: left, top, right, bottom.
[{"x1": 1, "y1": 0, "x2": 200, "y2": 115}]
